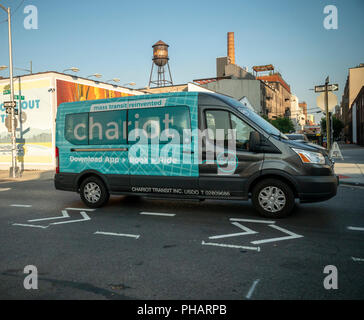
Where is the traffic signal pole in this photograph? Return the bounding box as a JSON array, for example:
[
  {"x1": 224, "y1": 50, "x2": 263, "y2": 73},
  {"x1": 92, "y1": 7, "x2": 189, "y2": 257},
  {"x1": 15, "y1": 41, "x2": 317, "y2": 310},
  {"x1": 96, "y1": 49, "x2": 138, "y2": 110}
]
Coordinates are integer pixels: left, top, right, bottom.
[
  {"x1": 0, "y1": 3, "x2": 17, "y2": 177},
  {"x1": 325, "y1": 77, "x2": 331, "y2": 150}
]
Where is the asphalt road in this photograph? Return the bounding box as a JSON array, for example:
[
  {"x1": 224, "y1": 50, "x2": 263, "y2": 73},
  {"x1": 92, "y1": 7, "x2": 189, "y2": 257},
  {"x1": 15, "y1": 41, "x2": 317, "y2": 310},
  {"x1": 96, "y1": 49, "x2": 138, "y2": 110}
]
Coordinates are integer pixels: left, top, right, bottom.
[{"x1": 0, "y1": 176, "x2": 363, "y2": 300}]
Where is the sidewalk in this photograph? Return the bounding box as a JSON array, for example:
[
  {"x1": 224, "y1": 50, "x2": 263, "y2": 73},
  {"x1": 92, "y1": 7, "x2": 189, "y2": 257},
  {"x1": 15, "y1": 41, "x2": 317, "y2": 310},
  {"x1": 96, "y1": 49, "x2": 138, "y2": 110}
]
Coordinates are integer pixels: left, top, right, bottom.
[
  {"x1": 0, "y1": 170, "x2": 55, "y2": 183},
  {"x1": 334, "y1": 143, "x2": 364, "y2": 187}
]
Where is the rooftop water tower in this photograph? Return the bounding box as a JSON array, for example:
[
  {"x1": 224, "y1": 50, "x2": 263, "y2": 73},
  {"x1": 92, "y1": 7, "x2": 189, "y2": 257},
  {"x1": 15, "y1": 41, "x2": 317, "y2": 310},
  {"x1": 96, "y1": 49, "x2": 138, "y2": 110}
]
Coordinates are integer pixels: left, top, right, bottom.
[{"x1": 148, "y1": 40, "x2": 173, "y2": 87}]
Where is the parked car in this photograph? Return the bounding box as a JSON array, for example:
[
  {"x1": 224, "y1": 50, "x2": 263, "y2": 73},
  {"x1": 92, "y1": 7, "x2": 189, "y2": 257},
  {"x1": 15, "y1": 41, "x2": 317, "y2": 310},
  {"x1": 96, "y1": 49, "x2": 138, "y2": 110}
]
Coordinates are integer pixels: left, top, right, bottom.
[{"x1": 286, "y1": 133, "x2": 309, "y2": 143}]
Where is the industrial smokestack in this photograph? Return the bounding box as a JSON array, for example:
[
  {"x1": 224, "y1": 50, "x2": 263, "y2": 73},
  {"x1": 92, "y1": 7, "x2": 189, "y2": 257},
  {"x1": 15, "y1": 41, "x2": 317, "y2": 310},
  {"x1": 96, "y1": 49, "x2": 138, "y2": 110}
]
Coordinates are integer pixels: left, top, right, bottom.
[{"x1": 227, "y1": 32, "x2": 235, "y2": 65}]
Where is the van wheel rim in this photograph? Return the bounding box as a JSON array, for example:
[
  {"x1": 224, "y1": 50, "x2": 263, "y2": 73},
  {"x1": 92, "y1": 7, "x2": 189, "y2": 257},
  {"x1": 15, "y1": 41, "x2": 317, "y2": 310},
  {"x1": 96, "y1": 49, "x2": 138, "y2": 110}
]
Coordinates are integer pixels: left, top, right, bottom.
[
  {"x1": 258, "y1": 186, "x2": 286, "y2": 213},
  {"x1": 84, "y1": 182, "x2": 101, "y2": 203}
]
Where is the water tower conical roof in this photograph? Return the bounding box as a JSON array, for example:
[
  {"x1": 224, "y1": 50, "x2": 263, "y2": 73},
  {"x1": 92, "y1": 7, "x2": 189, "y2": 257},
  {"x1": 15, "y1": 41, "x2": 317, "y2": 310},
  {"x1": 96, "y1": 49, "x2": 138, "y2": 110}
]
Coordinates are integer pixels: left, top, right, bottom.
[{"x1": 153, "y1": 40, "x2": 169, "y2": 47}]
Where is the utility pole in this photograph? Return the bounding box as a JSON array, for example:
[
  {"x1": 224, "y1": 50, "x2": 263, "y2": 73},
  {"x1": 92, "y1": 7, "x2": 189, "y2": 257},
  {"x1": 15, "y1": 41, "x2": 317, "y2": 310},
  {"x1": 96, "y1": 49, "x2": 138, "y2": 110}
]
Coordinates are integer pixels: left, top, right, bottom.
[
  {"x1": 315, "y1": 77, "x2": 338, "y2": 151},
  {"x1": 324, "y1": 76, "x2": 331, "y2": 150},
  {"x1": 0, "y1": 3, "x2": 17, "y2": 177}
]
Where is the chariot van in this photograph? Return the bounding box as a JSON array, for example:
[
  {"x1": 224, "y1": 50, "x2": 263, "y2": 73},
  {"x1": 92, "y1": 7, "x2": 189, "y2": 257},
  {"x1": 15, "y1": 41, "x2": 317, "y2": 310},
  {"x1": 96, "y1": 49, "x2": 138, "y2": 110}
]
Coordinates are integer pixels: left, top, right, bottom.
[{"x1": 55, "y1": 92, "x2": 338, "y2": 218}]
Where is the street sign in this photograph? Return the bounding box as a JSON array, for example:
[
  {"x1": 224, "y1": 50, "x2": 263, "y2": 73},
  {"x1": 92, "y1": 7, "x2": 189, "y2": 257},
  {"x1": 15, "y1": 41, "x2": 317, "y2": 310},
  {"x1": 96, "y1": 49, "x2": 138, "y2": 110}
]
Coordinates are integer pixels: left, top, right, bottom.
[
  {"x1": 5, "y1": 107, "x2": 18, "y2": 115},
  {"x1": 329, "y1": 142, "x2": 344, "y2": 160},
  {"x1": 14, "y1": 95, "x2": 25, "y2": 100},
  {"x1": 3, "y1": 89, "x2": 10, "y2": 95},
  {"x1": 317, "y1": 91, "x2": 338, "y2": 112},
  {"x1": 4, "y1": 101, "x2": 16, "y2": 108},
  {"x1": 314, "y1": 84, "x2": 339, "y2": 92}
]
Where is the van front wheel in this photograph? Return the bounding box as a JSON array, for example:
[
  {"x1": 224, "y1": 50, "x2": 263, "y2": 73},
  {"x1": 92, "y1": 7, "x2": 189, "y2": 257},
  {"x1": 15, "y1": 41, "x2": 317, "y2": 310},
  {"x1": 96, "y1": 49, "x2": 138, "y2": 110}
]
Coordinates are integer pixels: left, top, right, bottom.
[
  {"x1": 80, "y1": 176, "x2": 109, "y2": 208},
  {"x1": 252, "y1": 179, "x2": 295, "y2": 218}
]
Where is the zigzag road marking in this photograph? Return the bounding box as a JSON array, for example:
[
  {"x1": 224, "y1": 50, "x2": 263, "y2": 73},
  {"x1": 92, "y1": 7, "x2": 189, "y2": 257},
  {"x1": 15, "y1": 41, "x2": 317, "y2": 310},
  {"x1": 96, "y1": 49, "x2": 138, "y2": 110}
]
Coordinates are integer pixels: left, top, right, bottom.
[{"x1": 12, "y1": 209, "x2": 92, "y2": 228}]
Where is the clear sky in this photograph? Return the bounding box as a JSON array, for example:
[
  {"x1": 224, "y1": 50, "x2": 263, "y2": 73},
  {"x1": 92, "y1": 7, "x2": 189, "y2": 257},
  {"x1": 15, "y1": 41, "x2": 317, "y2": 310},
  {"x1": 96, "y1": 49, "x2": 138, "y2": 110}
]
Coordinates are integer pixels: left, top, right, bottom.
[{"x1": 0, "y1": 0, "x2": 363, "y2": 122}]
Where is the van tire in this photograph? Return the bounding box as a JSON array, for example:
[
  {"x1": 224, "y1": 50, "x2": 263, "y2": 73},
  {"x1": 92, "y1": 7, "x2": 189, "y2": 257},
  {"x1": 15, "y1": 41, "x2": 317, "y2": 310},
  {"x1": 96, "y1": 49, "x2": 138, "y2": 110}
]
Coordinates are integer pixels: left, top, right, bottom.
[
  {"x1": 80, "y1": 176, "x2": 109, "y2": 208},
  {"x1": 251, "y1": 179, "x2": 295, "y2": 218}
]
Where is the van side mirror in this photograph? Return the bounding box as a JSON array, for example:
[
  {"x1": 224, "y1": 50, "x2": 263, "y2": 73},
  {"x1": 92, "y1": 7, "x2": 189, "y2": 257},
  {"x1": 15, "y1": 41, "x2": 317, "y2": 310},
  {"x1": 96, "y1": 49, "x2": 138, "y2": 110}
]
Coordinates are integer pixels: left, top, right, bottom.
[{"x1": 249, "y1": 131, "x2": 261, "y2": 152}]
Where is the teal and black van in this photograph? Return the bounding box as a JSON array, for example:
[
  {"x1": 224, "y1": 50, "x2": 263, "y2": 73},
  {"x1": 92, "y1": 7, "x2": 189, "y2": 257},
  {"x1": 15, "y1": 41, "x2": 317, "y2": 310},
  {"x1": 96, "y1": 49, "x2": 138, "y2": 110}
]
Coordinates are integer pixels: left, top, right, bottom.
[{"x1": 55, "y1": 92, "x2": 338, "y2": 218}]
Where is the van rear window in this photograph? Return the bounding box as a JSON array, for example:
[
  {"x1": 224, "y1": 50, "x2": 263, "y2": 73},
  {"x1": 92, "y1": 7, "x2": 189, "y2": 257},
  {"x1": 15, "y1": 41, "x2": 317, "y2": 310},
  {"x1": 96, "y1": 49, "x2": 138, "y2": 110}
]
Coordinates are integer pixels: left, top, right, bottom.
[
  {"x1": 65, "y1": 113, "x2": 89, "y2": 145},
  {"x1": 64, "y1": 110, "x2": 127, "y2": 145}
]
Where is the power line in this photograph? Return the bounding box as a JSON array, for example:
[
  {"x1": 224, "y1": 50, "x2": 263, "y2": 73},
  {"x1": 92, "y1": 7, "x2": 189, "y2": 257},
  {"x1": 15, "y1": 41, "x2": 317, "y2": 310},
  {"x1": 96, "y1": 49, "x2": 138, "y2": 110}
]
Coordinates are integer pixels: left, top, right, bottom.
[{"x1": 0, "y1": 0, "x2": 26, "y2": 24}]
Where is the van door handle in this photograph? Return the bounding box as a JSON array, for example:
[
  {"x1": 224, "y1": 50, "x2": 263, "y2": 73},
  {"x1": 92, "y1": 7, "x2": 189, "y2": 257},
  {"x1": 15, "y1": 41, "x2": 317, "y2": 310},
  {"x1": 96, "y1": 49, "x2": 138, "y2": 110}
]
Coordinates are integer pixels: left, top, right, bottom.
[
  {"x1": 183, "y1": 150, "x2": 194, "y2": 154},
  {"x1": 70, "y1": 148, "x2": 128, "y2": 152}
]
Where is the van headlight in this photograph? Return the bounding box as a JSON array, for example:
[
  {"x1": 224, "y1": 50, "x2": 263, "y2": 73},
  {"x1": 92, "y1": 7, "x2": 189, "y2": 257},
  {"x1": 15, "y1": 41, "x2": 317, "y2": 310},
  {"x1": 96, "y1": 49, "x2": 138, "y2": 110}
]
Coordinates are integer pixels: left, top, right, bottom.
[{"x1": 291, "y1": 148, "x2": 325, "y2": 164}]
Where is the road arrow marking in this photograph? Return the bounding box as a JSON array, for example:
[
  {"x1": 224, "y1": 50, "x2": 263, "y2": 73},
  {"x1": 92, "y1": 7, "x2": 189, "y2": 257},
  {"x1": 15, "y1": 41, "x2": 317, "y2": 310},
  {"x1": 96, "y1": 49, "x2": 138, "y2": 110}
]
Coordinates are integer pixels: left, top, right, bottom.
[
  {"x1": 12, "y1": 209, "x2": 91, "y2": 228},
  {"x1": 250, "y1": 224, "x2": 303, "y2": 245},
  {"x1": 140, "y1": 212, "x2": 176, "y2": 217},
  {"x1": 12, "y1": 223, "x2": 48, "y2": 229},
  {"x1": 28, "y1": 210, "x2": 70, "y2": 222},
  {"x1": 230, "y1": 218, "x2": 275, "y2": 224},
  {"x1": 10, "y1": 204, "x2": 32, "y2": 208},
  {"x1": 209, "y1": 222, "x2": 257, "y2": 239},
  {"x1": 65, "y1": 207, "x2": 95, "y2": 212},
  {"x1": 246, "y1": 279, "x2": 260, "y2": 299},
  {"x1": 351, "y1": 257, "x2": 364, "y2": 262},
  {"x1": 347, "y1": 226, "x2": 364, "y2": 232},
  {"x1": 201, "y1": 240, "x2": 260, "y2": 252},
  {"x1": 94, "y1": 231, "x2": 140, "y2": 239},
  {"x1": 51, "y1": 211, "x2": 90, "y2": 225}
]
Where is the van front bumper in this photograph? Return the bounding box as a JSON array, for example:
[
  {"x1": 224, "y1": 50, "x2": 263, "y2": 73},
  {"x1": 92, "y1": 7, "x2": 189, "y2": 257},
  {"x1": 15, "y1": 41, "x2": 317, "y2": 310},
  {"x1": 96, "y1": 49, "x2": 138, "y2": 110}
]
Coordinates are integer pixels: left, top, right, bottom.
[{"x1": 296, "y1": 175, "x2": 339, "y2": 203}]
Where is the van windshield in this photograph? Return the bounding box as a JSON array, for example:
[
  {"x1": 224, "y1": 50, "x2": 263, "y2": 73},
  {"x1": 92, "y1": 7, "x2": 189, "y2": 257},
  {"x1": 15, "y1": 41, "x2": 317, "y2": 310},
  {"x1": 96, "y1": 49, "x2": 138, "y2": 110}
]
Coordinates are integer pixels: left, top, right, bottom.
[{"x1": 219, "y1": 95, "x2": 288, "y2": 140}]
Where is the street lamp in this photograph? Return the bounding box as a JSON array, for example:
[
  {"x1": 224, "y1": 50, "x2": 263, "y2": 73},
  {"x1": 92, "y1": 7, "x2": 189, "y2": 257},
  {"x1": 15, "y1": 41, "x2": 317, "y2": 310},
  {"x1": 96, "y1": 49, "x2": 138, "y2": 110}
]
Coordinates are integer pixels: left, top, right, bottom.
[
  {"x1": 0, "y1": 62, "x2": 33, "y2": 74},
  {"x1": 87, "y1": 73, "x2": 102, "y2": 79},
  {"x1": 106, "y1": 78, "x2": 120, "y2": 83},
  {"x1": 63, "y1": 67, "x2": 80, "y2": 73},
  {"x1": 122, "y1": 82, "x2": 136, "y2": 87},
  {"x1": 0, "y1": 2, "x2": 17, "y2": 178}
]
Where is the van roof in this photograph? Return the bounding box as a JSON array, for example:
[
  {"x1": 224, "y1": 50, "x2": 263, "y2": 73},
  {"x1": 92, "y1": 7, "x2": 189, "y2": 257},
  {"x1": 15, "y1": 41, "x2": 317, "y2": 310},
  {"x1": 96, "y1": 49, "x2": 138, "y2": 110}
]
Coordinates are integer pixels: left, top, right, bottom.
[{"x1": 57, "y1": 91, "x2": 236, "y2": 110}]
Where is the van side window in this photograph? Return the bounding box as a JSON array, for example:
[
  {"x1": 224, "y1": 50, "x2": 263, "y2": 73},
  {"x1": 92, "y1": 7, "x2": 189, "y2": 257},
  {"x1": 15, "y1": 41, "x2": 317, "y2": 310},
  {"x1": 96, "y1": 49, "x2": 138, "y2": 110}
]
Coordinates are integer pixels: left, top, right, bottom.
[
  {"x1": 205, "y1": 110, "x2": 230, "y2": 141},
  {"x1": 65, "y1": 113, "x2": 89, "y2": 145},
  {"x1": 89, "y1": 110, "x2": 126, "y2": 145},
  {"x1": 128, "y1": 106, "x2": 190, "y2": 144},
  {"x1": 230, "y1": 113, "x2": 255, "y2": 150},
  {"x1": 205, "y1": 110, "x2": 255, "y2": 151}
]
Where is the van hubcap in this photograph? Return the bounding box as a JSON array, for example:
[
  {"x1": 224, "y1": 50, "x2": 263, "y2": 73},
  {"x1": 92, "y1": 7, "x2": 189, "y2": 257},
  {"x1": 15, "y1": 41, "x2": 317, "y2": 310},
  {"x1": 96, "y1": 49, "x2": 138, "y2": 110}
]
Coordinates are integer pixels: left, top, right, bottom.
[
  {"x1": 84, "y1": 182, "x2": 101, "y2": 203},
  {"x1": 258, "y1": 186, "x2": 286, "y2": 212}
]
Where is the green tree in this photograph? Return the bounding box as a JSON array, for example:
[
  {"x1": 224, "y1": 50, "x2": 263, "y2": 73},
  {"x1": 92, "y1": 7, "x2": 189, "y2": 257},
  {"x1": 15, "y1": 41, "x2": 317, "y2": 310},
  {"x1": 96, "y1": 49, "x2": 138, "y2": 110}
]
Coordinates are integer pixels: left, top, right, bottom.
[
  {"x1": 270, "y1": 117, "x2": 295, "y2": 133},
  {"x1": 320, "y1": 116, "x2": 344, "y2": 140}
]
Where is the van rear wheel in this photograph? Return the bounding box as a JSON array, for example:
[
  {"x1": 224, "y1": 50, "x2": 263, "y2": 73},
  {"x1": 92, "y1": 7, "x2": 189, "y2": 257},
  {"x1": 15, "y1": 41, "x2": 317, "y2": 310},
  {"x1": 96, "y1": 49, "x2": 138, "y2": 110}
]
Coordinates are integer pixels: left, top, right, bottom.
[
  {"x1": 80, "y1": 176, "x2": 109, "y2": 208},
  {"x1": 252, "y1": 179, "x2": 295, "y2": 218}
]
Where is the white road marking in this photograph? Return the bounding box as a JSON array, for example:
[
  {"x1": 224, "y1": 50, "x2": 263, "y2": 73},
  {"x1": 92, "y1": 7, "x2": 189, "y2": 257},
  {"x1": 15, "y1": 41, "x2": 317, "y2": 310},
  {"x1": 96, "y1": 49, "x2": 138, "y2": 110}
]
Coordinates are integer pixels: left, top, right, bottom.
[
  {"x1": 140, "y1": 212, "x2": 176, "y2": 217},
  {"x1": 251, "y1": 224, "x2": 303, "y2": 245},
  {"x1": 0, "y1": 188, "x2": 11, "y2": 192},
  {"x1": 230, "y1": 218, "x2": 275, "y2": 224},
  {"x1": 246, "y1": 279, "x2": 260, "y2": 299},
  {"x1": 94, "y1": 231, "x2": 140, "y2": 239},
  {"x1": 10, "y1": 204, "x2": 32, "y2": 208},
  {"x1": 65, "y1": 207, "x2": 95, "y2": 212},
  {"x1": 12, "y1": 223, "x2": 48, "y2": 229},
  {"x1": 209, "y1": 222, "x2": 257, "y2": 239},
  {"x1": 351, "y1": 257, "x2": 364, "y2": 262},
  {"x1": 28, "y1": 210, "x2": 70, "y2": 222},
  {"x1": 347, "y1": 226, "x2": 364, "y2": 231},
  {"x1": 51, "y1": 211, "x2": 90, "y2": 225},
  {"x1": 201, "y1": 240, "x2": 260, "y2": 252}
]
